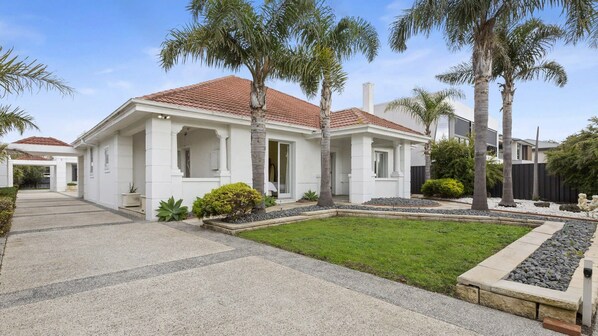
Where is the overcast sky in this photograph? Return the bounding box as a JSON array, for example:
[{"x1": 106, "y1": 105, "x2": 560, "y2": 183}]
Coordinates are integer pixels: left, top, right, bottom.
[{"x1": 2, "y1": 0, "x2": 596, "y2": 143}]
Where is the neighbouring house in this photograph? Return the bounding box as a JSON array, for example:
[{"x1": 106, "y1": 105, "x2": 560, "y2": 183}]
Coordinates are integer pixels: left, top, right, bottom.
[
  {"x1": 69, "y1": 76, "x2": 428, "y2": 220},
  {"x1": 525, "y1": 139, "x2": 559, "y2": 163},
  {"x1": 371, "y1": 83, "x2": 500, "y2": 166},
  {"x1": 0, "y1": 137, "x2": 79, "y2": 191}
]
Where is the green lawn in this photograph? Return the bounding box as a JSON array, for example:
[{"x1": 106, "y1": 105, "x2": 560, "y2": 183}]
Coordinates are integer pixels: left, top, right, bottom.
[{"x1": 239, "y1": 217, "x2": 531, "y2": 295}]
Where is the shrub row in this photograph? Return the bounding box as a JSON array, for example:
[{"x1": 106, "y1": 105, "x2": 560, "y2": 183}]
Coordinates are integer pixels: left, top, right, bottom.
[
  {"x1": 421, "y1": 178, "x2": 464, "y2": 198},
  {"x1": 0, "y1": 187, "x2": 17, "y2": 236}
]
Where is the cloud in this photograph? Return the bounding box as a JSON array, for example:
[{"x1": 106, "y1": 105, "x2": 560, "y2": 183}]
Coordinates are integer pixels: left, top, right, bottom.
[
  {"x1": 107, "y1": 80, "x2": 133, "y2": 90},
  {"x1": 78, "y1": 88, "x2": 97, "y2": 95},
  {"x1": 95, "y1": 68, "x2": 114, "y2": 75},
  {"x1": 0, "y1": 20, "x2": 45, "y2": 44},
  {"x1": 380, "y1": 0, "x2": 407, "y2": 24}
]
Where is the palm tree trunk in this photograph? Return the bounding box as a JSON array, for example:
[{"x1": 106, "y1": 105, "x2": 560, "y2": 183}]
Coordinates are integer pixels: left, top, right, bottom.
[
  {"x1": 318, "y1": 81, "x2": 334, "y2": 207},
  {"x1": 499, "y1": 81, "x2": 516, "y2": 207},
  {"x1": 424, "y1": 141, "x2": 431, "y2": 181},
  {"x1": 471, "y1": 24, "x2": 494, "y2": 211},
  {"x1": 250, "y1": 80, "x2": 267, "y2": 213}
]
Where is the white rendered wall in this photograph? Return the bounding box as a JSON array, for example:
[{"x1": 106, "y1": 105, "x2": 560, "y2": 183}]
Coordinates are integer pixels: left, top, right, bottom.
[
  {"x1": 228, "y1": 125, "x2": 252, "y2": 186},
  {"x1": 115, "y1": 134, "x2": 134, "y2": 207},
  {"x1": 98, "y1": 137, "x2": 118, "y2": 208},
  {"x1": 145, "y1": 117, "x2": 173, "y2": 219},
  {"x1": 132, "y1": 131, "x2": 146, "y2": 195},
  {"x1": 350, "y1": 134, "x2": 374, "y2": 203},
  {"x1": 330, "y1": 139, "x2": 351, "y2": 196},
  {"x1": 0, "y1": 160, "x2": 8, "y2": 187}
]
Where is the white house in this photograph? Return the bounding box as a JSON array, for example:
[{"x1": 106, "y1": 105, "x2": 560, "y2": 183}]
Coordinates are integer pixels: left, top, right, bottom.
[
  {"x1": 0, "y1": 137, "x2": 79, "y2": 191},
  {"x1": 72, "y1": 76, "x2": 428, "y2": 220},
  {"x1": 372, "y1": 85, "x2": 500, "y2": 166}
]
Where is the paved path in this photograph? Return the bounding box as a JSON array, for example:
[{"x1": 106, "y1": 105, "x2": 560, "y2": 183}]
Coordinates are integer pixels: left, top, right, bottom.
[{"x1": 0, "y1": 191, "x2": 558, "y2": 335}]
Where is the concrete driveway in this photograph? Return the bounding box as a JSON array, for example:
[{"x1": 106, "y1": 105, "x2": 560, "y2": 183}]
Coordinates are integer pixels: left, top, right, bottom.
[{"x1": 0, "y1": 191, "x2": 557, "y2": 335}]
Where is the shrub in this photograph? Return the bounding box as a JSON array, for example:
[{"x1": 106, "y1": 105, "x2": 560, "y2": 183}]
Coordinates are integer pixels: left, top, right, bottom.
[
  {"x1": 302, "y1": 190, "x2": 318, "y2": 201},
  {"x1": 193, "y1": 182, "x2": 262, "y2": 221},
  {"x1": 421, "y1": 178, "x2": 464, "y2": 198},
  {"x1": 547, "y1": 117, "x2": 598, "y2": 195},
  {"x1": 67, "y1": 182, "x2": 77, "y2": 186},
  {"x1": 264, "y1": 195, "x2": 277, "y2": 208},
  {"x1": 0, "y1": 210, "x2": 13, "y2": 236},
  {"x1": 431, "y1": 137, "x2": 502, "y2": 195},
  {"x1": 156, "y1": 197, "x2": 188, "y2": 222},
  {"x1": 0, "y1": 197, "x2": 14, "y2": 211},
  {"x1": 0, "y1": 187, "x2": 18, "y2": 203}
]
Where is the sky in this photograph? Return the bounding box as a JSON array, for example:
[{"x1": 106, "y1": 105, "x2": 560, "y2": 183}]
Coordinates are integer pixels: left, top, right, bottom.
[{"x1": 1, "y1": 0, "x2": 596, "y2": 144}]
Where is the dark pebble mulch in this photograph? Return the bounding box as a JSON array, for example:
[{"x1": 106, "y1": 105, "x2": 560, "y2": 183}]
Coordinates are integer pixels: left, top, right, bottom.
[
  {"x1": 506, "y1": 220, "x2": 596, "y2": 291},
  {"x1": 364, "y1": 197, "x2": 439, "y2": 207},
  {"x1": 230, "y1": 204, "x2": 597, "y2": 291}
]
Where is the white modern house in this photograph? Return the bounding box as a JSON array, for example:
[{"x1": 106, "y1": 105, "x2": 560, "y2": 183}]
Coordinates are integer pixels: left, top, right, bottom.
[
  {"x1": 372, "y1": 85, "x2": 500, "y2": 166},
  {"x1": 71, "y1": 76, "x2": 428, "y2": 220},
  {"x1": 0, "y1": 137, "x2": 79, "y2": 191},
  {"x1": 497, "y1": 137, "x2": 558, "y2": 164}
]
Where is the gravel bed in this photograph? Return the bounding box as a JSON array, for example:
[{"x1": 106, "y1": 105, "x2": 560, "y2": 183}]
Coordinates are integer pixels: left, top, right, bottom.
[
  {"x1": 507, "y1": 220, "x2": 597, "y2": 291},
  {"x1": 456, "y1": 197, "x2": 592, "y2": 220},
  {"x1": 230, "y1": 204, "x2": 597, "y2": 291},
  {"x1": 364, "y1": 197, "x2": 439, "y2": 207}
]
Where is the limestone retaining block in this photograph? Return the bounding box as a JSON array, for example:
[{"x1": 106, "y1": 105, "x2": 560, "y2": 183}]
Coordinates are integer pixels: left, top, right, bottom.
[
  {"x1": 455, "y1": 284, "x2": 479, "y2": 304},
  {"x1": 538, "y1": 304, "x2": 577, "y2": 325},
  {"x1": 480, "y1": 290, "x2": 537, "y2": 319}
]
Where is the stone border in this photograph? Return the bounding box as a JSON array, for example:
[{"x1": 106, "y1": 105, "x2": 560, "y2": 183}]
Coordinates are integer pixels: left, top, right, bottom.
[
  {"x1": 203, "y1": 209, "x2": 544, "y2": 235},
  {"x1": 457, "y1": 220, "x2": 598, "y2": 325}
]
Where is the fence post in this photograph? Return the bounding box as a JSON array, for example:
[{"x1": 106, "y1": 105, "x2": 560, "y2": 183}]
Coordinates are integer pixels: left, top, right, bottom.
[{"x1": 583, "y1": 259, "x2": 593, "y2": 327}]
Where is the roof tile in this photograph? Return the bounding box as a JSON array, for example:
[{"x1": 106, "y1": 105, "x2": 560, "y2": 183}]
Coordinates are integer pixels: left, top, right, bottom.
[{"x1": 13, "y1": 136, "x2": 72, "y2": 147}]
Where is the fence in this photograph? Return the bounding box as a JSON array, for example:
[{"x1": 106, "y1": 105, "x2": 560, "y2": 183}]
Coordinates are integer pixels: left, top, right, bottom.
[{"x1": 411, "y1": 163, "x2": 579, "y2": 203}]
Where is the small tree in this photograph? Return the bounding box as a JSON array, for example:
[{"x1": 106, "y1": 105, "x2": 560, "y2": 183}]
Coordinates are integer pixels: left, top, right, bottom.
[
  {"x1": 384, "y1": 87, "x2": 464, "y2": 181},
  {"x1": 546, "y1": 117, "x2": 598, "y2": 195},
  {"x1": 431, "y1": 137, "x2": 502, "y2": 196},
  {"x1": 294, "y1": 5, "x2": 379, "y2": 207}
]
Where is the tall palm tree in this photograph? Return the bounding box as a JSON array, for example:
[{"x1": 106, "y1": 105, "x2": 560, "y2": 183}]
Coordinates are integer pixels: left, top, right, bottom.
[
  {"x1": 294, "y1": 5, "x2": 379, "y2": 207},
  {"x1": 0, "y1": 47, "x2": 73, "y2": 158},
  {"x1": 437, "y1": 19, "x2": 566, "y2": 207},
  {"x1": 384, "y1": 88, "x2": 464, "y2": 181},
  {"x1": 160, "y1": 0, "x2": 313, "y2": 213},
  {"x1": 389, "y1": 0, "x2": 594, "y2": 210}
]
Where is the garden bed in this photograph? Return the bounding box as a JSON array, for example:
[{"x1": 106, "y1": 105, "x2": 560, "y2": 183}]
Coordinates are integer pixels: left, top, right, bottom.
[
  {"x1": 238, "y1": 216, "x2": 531, "y2": 295},
  {"x1": 363, "y1": 197, "x2": 440, "y2": 207}
]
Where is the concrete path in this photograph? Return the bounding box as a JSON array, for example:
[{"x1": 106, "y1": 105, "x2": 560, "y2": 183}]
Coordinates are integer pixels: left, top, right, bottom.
[{"x1": 0, "y1": 191, "x2": 558, "y2": 335}]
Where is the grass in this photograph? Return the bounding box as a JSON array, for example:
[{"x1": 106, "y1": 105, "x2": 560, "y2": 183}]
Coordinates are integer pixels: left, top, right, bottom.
[{"x1": 239, "y1": 217, "x2": 531, "y2": 295}]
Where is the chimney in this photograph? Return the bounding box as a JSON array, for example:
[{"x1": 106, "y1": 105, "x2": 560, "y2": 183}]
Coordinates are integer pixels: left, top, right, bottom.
[{"x1": 362, "y1": 82, "x2": 374, "y2": 113}]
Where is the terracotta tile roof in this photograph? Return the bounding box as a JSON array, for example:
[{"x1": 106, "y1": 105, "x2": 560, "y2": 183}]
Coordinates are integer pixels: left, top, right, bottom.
[
  {"x1": 140, "y1": 76, "x2": 422, "y2": 136},
  {"x1": 12, "y1": 153, "x2": 51, "y2": 161},
  {"x1": 332, "y1": 108, "x2": 422, "y2": 135},
  {"x1": 13, "y1": 136, "x2": 72, "y2": 147}
]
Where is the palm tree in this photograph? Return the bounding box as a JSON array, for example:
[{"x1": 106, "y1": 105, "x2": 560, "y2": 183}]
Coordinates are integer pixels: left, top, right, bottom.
[
  {"x1": 294, "y1": 6, "x2": 379, "y2": 207},
  {"x1": 437, "y1": 19, "x2": 566, "y2": 207},
  {"x1": 389, "y1": 0, "x2": 594, "y2": 210},
  {"x1": 0, "y1": 47, "x2": 73, "y2": 158},
  {"x1": 160, "y1": 0, "x2": 313, "y2": 213},
  {"x1": 384, "y1": 88, "x2": 464, "y2": 181}
]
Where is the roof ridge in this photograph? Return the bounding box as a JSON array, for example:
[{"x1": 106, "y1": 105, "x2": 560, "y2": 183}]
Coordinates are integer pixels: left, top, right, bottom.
[{"x1": 139, "y1": 75, "x2": 238, "y2": 100}]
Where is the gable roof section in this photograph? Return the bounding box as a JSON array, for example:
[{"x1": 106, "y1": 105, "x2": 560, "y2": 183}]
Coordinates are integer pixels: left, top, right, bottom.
[
  {"x1": 140, "y1": 76, "x2": 422, "y2": 136},
  {"x1": 13, "y1": 136, "x2": 71, "y2": 147}
]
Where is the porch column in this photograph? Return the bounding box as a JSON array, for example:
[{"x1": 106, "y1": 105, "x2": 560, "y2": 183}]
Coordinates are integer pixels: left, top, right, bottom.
[
  {"x1": 401, "y1": 141, "x2": 412, "y2": 198},
  {"x1": 216, "y1": 129, "x2": 231, "y2": 185},
  {"x1": 49, "y1": 166, "x2": 57, "y2": 191},
  {"x1": 391, "y1": 141, "x2": 403, "y2": 197},
  {"x1": 350, "y1": 134, "x2": 374, "y2": 203},
  {"x1": 56, "y1": 158, "x2": 67, "y2": 192},
  {"x1": 145, "y1": 117, "x2": 173, "y2": 220},
  {"x1": 77, "y1": 155, "x2": 85, "y2": 198}
]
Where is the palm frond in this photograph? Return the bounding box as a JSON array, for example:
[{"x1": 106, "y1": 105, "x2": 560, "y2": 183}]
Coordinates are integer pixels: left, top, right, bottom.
[
  {"x1": 518, "y1": 60, "x2": 568, "y2": 87},
  {"x1": 0, "y1": 47, "x2": 73, "y2": 98},
  {"x1": 436, "y1": 62, "x2": 474, "y2": 85},
  {"x1": 0, "y1": 105, "x2": 39, "y2": 137}
]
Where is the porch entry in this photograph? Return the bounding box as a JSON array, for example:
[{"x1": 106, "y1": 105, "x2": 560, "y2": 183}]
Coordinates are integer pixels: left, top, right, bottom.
[{"x1": 268, "y1": 140, "x2": 292, "y2": 198}]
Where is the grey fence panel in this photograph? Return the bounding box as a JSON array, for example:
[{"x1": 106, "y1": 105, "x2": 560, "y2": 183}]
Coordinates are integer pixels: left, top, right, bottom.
[{"x1": 411, "y1": 163, "x2": 579, "y2": 203}]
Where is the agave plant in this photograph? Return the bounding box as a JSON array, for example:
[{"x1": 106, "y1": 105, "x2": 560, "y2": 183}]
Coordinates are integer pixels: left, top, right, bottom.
[{"x1": 156, "y1": 197, "x2": 189, "y2": 222}]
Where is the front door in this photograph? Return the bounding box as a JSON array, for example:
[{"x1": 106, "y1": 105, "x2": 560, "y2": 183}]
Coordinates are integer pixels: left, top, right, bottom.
[{"x1": 268, "y1": 140, "x2": 292, "y2": 198}]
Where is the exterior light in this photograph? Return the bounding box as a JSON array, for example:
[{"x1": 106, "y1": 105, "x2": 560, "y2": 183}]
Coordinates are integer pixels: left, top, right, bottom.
[{"x1": 157, "y1": 114, "x2": 170, "y2": 120}]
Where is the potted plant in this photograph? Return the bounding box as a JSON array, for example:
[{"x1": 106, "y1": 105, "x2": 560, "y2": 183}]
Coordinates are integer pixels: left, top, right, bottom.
[
  {"x1": 122, "y1": 183, "x2": 141, "y2": 207},
  {"x1": 66, "y1": 182, "x2": 77, "y2": 192}
]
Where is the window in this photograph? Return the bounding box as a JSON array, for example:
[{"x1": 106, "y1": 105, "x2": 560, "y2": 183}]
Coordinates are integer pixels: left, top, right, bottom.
[
  {"x1": 104, "y1": 146, "x2": 110, "y2": 172},
  {"x1": 72, "y1": 164, "x2": 78, "y2": 182},
  {"x1": 184, "y1": 148, "x2": 191, "y2": 178},
  {"x1": 454, "y1": 117, "x2": 471, "y2": 138},
  {"x1": 373, "y1": 151, "x2": 389, "y2": 178},
  {"x1": 516, "y1": 144, "x2": 521, "y2": 160},
  {"x1": 487, "y1": 129, "x2": 498, "y2": 147},
  {"x1": 89, "y1": 147, "x2": 94, "y2": 175}
]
